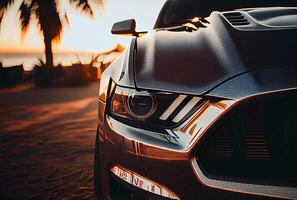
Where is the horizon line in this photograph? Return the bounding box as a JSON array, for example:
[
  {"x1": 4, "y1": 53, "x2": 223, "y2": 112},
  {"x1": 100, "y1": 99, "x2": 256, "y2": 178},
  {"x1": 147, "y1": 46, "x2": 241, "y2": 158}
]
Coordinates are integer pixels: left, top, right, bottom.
[{"x1": 0, "y1": 44, "x2": 124, "y2": 55}]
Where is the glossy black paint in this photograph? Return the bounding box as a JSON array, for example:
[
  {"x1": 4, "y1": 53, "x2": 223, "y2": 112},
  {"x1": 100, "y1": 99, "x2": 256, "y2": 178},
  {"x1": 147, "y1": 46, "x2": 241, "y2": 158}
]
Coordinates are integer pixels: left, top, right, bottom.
[
  {"x1": 95, "y1": 4, "x2": 297, "y2": 200},
  {"x1": 207, "y1": 66, "x2": 297, "y2": 99},
  {"x1": 154, "y1": 0, "x2": 297, "y2": 29},
  {"x1": 134, "y1": 8, "x2": 297, "y2": 97}
]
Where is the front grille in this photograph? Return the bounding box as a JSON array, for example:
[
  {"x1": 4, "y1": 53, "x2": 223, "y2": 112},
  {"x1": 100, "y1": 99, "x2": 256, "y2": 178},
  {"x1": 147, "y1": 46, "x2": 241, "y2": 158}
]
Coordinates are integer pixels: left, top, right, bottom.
[
  {"x1": 196, "y1": 93, "x2": 297, "y2": 186},
  {"x1": 244, "y1": 108, "x2": 271, "y2": 160}
]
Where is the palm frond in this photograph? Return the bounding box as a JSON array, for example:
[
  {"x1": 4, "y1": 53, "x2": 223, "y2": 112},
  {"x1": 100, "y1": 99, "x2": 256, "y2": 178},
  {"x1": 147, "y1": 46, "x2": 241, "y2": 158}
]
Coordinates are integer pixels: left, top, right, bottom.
[
  {"x1": 0, "y1": 11, "x2": 3, "y2": 26},
  {"x1": 19, "y1": 1, "x2": 32, "y2": 33},
  {"x1": 69, "y1": 0, "x2": 104, "y2": 16},
  {"x1": 37, "y1": 57, "x2": 45, "y2": 65},
  {"x1": 0, "y1": 0, "x2": 15, "y2": 27},
  {"x1": 0, "y1": 0, "x2": 15, "y2": 10},
  {"x1": 57, "y1": 11, "x2": 71, "y2": 28},
  {"x1": 88, "y1": 53, "x2": 102, "y2": 66},
  {"x1": 63, "y1": 13, "x2": 70, "y2": 26},
  {"x1": 69, "y1": 0, "x2": 93, "y2": 16}
]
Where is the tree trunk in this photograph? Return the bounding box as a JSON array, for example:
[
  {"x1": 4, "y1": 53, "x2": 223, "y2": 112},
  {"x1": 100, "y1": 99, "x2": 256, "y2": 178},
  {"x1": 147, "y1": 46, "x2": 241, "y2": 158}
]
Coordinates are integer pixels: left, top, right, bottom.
[{"x1": 44, "y1": 37, "x2": 54, "y2": 67}]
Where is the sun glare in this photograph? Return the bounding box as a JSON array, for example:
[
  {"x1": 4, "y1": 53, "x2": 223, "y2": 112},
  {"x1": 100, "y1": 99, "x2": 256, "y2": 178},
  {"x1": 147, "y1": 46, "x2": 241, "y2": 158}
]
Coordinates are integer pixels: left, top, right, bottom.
[{"x1": 0, "y1": 0, "x2": 166, "y2": 53}]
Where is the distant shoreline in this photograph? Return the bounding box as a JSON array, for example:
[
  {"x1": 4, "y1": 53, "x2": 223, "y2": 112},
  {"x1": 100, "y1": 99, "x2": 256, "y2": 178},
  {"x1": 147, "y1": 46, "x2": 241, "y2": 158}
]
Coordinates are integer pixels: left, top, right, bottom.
[
  {"x1": 0, "y1": 51, "x2": 95, "y2": 56},
  {"x1": 0, "y1": 44, "x2": 124, "y2": 71},
  {"x1": 0, "y1": 52, "x2": 95, "y2": 71}
]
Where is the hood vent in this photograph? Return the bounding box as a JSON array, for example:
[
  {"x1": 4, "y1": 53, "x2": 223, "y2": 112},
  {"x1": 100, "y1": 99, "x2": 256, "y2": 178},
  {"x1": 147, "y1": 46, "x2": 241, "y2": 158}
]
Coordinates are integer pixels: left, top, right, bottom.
[{"x1": 224, "y1": 12, "x2": 250, "y2": 26}]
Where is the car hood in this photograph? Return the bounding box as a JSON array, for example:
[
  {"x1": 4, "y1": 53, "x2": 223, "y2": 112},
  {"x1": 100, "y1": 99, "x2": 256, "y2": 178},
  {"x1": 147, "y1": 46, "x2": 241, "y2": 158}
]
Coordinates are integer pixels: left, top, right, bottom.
[{"x1": 134, "y1": 9, "x2": 297, "y2": 97}]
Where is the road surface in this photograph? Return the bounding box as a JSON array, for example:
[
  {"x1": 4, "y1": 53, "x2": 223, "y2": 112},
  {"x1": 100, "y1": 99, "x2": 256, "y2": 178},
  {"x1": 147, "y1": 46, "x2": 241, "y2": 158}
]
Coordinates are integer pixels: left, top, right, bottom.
[{"x1": 0, "y1": 83, "x2": 99, "y2": 199}]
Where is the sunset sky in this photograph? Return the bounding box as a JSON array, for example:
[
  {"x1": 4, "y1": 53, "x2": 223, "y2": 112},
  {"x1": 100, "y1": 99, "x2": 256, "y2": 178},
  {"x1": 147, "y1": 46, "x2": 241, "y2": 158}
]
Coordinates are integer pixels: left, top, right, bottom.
[{"x1": 0, "y1": 0, "x2": 166, "y2": 53}]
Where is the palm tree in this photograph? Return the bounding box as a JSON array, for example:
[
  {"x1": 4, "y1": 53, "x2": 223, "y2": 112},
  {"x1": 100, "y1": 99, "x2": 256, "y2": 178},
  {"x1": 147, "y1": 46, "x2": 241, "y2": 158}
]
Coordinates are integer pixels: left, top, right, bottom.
[{"x1": 0, "y1": 0, "x2": 103, "y2": 67}]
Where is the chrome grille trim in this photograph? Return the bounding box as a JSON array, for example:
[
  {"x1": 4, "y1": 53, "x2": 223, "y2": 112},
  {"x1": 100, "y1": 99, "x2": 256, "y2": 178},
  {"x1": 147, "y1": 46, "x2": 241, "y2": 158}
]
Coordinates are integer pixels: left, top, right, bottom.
[{"x1": 191, "y1": 159, "x2": 297, "y2": 200}]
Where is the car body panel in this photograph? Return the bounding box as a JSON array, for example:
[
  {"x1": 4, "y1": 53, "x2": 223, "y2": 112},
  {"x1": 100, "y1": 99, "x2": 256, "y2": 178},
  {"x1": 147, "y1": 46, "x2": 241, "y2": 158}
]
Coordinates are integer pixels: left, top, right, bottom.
[
  {"x1": 102, "y1": 38, "x2": 136, "y2": 89},
  {"x1": 207, "y1": 66, "x2": 297, "y2": 99},
  {"x1": 134, "y1": 11, "x2": 297, "y2": 97}
]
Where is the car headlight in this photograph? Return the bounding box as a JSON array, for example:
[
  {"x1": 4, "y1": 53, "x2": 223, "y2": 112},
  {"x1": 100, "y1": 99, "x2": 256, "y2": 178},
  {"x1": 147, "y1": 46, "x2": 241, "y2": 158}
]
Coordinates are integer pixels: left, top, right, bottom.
[
  {"x1": 113, "y1": 89, "x2": 157, "y2": 120},
  {"x1": 109, "y1": 84, "x2": 204, "y2": 130}
]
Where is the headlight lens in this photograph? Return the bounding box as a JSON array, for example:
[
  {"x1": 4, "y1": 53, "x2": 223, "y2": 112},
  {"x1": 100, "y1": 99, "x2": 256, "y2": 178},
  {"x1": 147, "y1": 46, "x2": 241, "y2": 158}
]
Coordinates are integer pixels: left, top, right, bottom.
[
  {"x1": 125, "y1": 92, "x2": 157, "y2": 120},
  {"x1": 109, "y1": 84, "x2": 204, "y2": 130}
]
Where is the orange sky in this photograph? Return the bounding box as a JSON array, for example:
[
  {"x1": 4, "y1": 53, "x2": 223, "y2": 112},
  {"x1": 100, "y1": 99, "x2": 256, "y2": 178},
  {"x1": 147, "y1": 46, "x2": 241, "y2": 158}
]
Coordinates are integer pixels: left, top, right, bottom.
[{"x1": 0, "y1": 0, "x2": 166, "y2": 53}]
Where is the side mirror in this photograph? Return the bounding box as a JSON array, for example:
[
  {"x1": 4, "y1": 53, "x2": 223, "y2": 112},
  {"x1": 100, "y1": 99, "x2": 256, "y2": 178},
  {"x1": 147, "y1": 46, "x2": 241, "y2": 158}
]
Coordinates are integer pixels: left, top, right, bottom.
[{"x1": 111, "y1": 19, "x2": 147, "y2": 37}]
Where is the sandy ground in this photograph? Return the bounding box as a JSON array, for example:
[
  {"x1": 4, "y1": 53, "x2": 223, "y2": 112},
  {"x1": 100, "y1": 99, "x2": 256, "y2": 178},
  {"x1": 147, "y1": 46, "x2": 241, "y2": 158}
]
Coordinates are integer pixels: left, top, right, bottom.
[{"x1": 0, "y1": 83, "x2": 99, "y2": 199}]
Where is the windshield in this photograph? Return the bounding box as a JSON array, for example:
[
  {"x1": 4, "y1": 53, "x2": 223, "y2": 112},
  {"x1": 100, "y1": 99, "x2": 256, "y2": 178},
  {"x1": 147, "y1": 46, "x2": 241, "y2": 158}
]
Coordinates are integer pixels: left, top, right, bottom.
[{"x1": 155, "y1": 0, "x2": 297, "y2": 28}]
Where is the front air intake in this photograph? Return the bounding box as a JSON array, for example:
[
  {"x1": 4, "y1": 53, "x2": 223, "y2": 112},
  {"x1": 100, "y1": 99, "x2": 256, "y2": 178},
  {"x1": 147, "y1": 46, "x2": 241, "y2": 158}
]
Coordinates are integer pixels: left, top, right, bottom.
[
  {"x1": 223, "y1": 12, "x2": 250, "y2": 26},
  {"x1": 196, "y1": 92, "x2": 297, "y2": 186}
]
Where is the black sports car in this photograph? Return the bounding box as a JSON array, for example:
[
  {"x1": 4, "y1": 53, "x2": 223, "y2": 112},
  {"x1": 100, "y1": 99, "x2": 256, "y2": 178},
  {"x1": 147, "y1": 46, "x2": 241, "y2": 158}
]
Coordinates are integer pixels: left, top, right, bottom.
[{"x1": 94, "y1": 0, "x2": 297, "y2": 199}]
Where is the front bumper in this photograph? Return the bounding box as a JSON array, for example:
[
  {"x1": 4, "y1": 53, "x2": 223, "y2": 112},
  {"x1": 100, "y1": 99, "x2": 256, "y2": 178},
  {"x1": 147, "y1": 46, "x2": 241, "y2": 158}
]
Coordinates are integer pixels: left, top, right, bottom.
[
  {"x1": 96, "y1": 95, "x2": 295, "y2": 200},
  {"x1": 97, "y1": 125, "x2": 238, "y2": 200}
]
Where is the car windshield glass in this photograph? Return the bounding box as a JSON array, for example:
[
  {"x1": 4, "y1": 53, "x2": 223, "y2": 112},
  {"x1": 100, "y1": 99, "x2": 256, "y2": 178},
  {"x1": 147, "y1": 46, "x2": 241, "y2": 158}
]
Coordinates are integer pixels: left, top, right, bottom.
[{"x1": 159, "y1": 0, "x2": 297, "y2": 27}]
